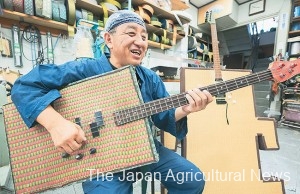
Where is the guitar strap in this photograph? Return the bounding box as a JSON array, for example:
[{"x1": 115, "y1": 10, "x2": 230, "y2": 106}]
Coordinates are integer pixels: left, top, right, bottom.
[
  {"x1": 46, "y1": 32, "x2": 54, "y2": 64},
  {"x1": 11, "y1": 25, "x2": 23, "y2": 67}
]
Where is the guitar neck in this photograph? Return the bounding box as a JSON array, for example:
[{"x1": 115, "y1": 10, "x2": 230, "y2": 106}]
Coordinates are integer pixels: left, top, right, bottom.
[
  {"x1": 210, "y1": 23, "x2": 222, "y2": 80},
  {"x1": 114, "y1": 69, "x2": 273, "y2": 125}
]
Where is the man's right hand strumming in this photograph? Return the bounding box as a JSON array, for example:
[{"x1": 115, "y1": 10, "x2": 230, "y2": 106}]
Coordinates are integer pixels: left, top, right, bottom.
[{"x1": 36, "y1": 105, "x2": 87, "y2": 154}]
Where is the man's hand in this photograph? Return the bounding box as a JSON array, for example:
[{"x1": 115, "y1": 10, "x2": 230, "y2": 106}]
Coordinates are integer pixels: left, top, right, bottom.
[
  {"x1": 175, "y1": 88, "x2": 213, "y2": 121},
  {"x1": 36, "y1": 105, "x2": 87, "y2": 154},
  {"x1": 182, "y1": 88, "x2": 213, "y2": 113},
  {"x1": 48, "y1": 119, "x2": 87, "y2": 154}
]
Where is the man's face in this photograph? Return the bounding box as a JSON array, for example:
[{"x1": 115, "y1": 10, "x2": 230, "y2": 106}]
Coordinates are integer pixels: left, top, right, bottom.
[{"x1": 104, "y1": 22, "x2": 148, "y2": 68}]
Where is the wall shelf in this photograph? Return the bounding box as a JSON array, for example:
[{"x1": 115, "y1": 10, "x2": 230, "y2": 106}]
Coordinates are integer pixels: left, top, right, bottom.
[
  {"x1": 0, "y1": 0, "x2": 188, "y2": 49},
  {"x1": 0, "y1": 10, "x2": 72, "y2": 36},
  {"x1": 289, "y1": 30, "x2": 300, "y2": 37},
  {"x1": 133, "y1": 0, "x2": 190, "y2": 24},
  {"x1": 148, "y1": 40, "x2": 172, "y2": 49}
]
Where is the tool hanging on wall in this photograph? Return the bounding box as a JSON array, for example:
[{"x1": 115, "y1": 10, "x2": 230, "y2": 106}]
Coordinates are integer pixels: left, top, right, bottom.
[
  {"x1": 12, "y1": 25, "x2": 23, "y2": 67},
  {"x1": 21, "y1": 23, "x2": 44, "y2": 67},
  {"x1": 46, "y1": 32, "x2": 54, "y2": 64}
]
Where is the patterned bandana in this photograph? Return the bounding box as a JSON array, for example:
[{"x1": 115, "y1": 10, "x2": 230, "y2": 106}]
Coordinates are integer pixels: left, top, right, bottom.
[{"x1": 104, "y1": 10, "x2": 146, "y2": 32}]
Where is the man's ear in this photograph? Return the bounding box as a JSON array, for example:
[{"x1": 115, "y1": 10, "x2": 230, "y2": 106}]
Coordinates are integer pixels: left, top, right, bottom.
[{"x1": 103, "y1": 32, "x2": 113, "y2": 49}]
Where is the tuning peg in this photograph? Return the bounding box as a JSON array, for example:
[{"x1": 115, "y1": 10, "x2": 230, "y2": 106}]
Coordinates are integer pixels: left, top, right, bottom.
[
  {"x1": 278, "y1": 63, "x2": 285, "y2": 68},
  {"x1": 279, "y1": 73, "x2": 286, "y2": 78}
]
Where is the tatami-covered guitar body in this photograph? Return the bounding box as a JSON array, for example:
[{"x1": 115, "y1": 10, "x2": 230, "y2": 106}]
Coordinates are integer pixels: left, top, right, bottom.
[{"x1": 3, "y1": 66, "x2": 158, "y2": 193}]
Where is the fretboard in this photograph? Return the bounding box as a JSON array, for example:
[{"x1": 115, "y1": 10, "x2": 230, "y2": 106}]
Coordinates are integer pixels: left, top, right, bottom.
[
  {"x1": 114, "y1": 69, "x2": 273, "y2": 126},
  {"x1": 211, "y1": 23, "x2": 222, "y2": 80}
]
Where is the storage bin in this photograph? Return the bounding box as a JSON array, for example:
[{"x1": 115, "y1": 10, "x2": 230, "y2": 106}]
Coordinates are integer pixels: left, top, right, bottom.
[
  {"x1": 290, "y1": 42, "x2": 300, "y2": 55},
  {"x1": 291, "y1": 22, "x2": 300, "y2": 31},
  {"x1": 294, "y1": 6, "x2": 300, "y2": 17}
]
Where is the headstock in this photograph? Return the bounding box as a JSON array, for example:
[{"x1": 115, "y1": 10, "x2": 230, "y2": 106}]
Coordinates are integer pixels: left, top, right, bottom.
[{"x1": 270, "y1": 59, "x2": 300, "y2": 83}]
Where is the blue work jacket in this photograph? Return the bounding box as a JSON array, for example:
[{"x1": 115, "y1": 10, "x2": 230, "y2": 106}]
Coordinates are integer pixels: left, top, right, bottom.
[{"x1": 11, "y1": 55, "x2": 188, "y2": 140}]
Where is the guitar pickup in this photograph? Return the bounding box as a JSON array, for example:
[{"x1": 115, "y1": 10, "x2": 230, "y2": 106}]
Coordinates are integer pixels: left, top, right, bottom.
[
  {"x1": 89, "y1": 111, "x2": 104, "y2": 138},
  {"x1": 94, "y1": 111, "x2": 104, "y2": 127}
]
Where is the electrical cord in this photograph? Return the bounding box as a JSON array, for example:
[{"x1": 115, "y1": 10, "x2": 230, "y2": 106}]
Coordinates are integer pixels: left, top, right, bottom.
[{"x1": 20, "y1": 23, "x2": 44, "y2": 67}]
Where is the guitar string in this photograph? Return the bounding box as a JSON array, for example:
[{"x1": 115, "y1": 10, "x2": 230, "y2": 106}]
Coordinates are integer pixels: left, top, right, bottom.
[
  {"x1": 116, "y1": 70, "x2": 274, "y2": 122},
  {"x1": 69, "y1": 64, "x2": 298, "y2": 135},
  {"x1": 116, "y1": 63, "x2": 300, "y2": 123}
]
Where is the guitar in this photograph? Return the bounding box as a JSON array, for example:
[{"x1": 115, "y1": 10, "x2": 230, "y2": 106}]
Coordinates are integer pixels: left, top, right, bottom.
[
  {"x1": 3, "y1": 59, "x2": 300, "y2": 193},
  {"x1": 205, "y1": 11, "x2": 226, "y2": 104}
]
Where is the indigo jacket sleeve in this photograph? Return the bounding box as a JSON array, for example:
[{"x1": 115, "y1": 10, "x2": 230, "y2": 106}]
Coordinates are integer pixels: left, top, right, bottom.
[
  {"x1": 137, "y1": 66, "x2": 188, "y2": 140},
  {"x1": 11, "y1": 58, "x2": 112, "y2": 128}
]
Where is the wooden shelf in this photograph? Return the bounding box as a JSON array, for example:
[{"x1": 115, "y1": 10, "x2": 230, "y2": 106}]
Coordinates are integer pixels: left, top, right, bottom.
[
  {"x1": 0, "y1": 9, "x2": 72, "y2": 36},
  {"x1": 146, "y1": 24, "x2": 183, "y2": 40},
  {"x1": 76, "y1": 0, "x2": 190, "y2": 25},
  {"x1": 148, "y1": 40, "x2": 172, "y2": 49},
  {"x1": 162, "y1": 78, "x2": 180, "y2": 82},
  {"x1": 0, "y1": 0, "x2": 186, "y2": 47},
  {"x1": 75, "y1": 0, "x2": 187, "y2": 49},
  {"x1": 170, "y1": 0, "x2": 189, "y2": 11},
  {"x1": 289, "y1": 30, "x2": 300, "y2": 37},
  {"x1": 130, "y1": 0, "x2": 190, "y2": 24},
  {"x1": 291, "y1": 16, "x2": 300, "y2": 23},
  {"x1": 76, "y1": 0, "x2": 108, "y2": 17},
  {"x1": 288, "y1": 36, "x2": 300, "y2": 42}
]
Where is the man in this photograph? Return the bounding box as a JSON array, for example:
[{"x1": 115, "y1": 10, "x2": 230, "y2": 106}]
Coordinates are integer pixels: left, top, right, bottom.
[{"x1": 11, "y1": 10, "x2": 213, "y2": 194}]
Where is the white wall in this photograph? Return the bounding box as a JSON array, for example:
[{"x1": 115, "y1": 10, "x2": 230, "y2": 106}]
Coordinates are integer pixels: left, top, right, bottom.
[
  {"x1": 236, "y1": 0, "x2": 291, "y2": 54},
  {"x1": 0, "y1": 27, "x2": 76, "y2": 75}
]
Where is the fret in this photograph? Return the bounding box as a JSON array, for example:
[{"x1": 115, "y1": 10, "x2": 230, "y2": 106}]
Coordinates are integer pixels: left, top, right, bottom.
[
  {"x1": 223, "y1": 81, "x2": 229, "y2": 92},
  {"x1": 158, "y1": 99, "x2": 163, "y2": 113},
  {"x1": 132, "y1": 107, "x2": 139, "y2": 121},
  {"x1": 140, "y1": 104, "x2": 147, "y2": 118},
  {"x1": 146, "y1": 103, "x2": 151, "y2": 115},
  {"x1": 214, "y1": 83, "x2": 220, "y2": 95},
  {"x1": 256, "y1": 73, "x2": 261, "y2": 82},
  {"x1": 125, "y1": 108, "x2": 131, "y2": 123},
  {"x1": 217, "y1": 82, "x2": 226, "y2": 93},
  {"x1": 150, "y1": 103, "x2": 156, "y2": 115},
  {"x1": 166, "y1": 98, "x2": 173, "y2": 110},
  {"x1": 244, "y1": 75, "x2": 249, "y2": 86},
  {"x1": 233, "y1": 78, "x2": 239, "y2": 89},
  {"x1": 235, "y1": 77, "x2": 248, "y2": 88},
  {"x1": 172, "y1": 95, "x2": 183, "y2": 108},
  {"x1": 153, "y1": 100, "x2": 160, "y2": 115}
]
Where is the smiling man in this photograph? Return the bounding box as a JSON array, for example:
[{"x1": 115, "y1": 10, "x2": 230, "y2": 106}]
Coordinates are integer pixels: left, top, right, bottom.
[{"x1": 11, "y1": 10, "x2": 213, "y2": 194}]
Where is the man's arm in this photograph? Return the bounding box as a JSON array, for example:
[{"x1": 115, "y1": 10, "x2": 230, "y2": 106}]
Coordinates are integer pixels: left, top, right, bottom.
[
  {"x1": 36, "y1": 105, "x2": 87, "y2": 154},
  {"x1": 11, "y1": 59, "x2": 108, "y2": 153}
]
